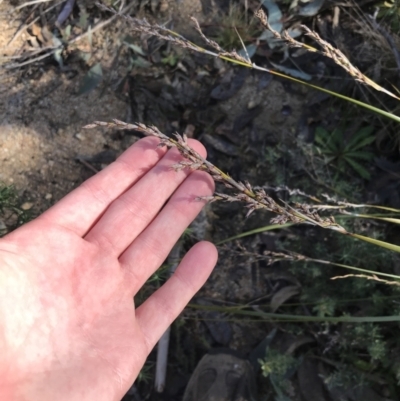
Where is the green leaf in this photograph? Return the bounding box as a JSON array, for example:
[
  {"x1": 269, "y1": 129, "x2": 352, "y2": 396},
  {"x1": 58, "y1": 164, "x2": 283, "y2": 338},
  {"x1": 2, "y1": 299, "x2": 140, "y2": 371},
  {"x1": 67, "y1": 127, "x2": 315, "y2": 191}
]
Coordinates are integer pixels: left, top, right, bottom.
[
  {"x1": 238, "y1": 43, "x2": 257, "y2": 60},
  {"x1": 350, "y1": 232, "x2": 400, "y2": 253},
  {"x1": 350, "y1": 214, "x2": 400, "y2": 225},
  {"x1": 356, "y1": 125, "x2": 375, "y2": 137},
  {"x1": 324, "y1": 156, "x2": 336, "y2": 165},
  {"x1": 345, "y1": 126, "x2": 375, "y2": 150},
  {"x1": 188, "y1": 303, "x2": 400, "y2": 323},
  {"x1": 345, "y1": 150, "x2": 374, "y2": 161},
  {"x1": 63, "y1": 25, "x2": 71, "y2": 41},
  {"x1": 344, "y1": 156, "x2": 371, "y2": 179},
  {"x1": 315, "y1": 126, "x2": 329, "y2": 141},
  {"x1": 123, "y1": 35, "x2": 146, "y2": 55},
  {"x1": 78, "y1": 63, "x2": 103, "y2": 95},
  {"x1": 261, "y1": 0, "x2": 283, "y2": 32},
  {"x1": 216, "y1": 223, "x2": 294, "y2": 245},
  {"x1": 331, "y1": 127, "x2": 343, "y2": 146},
  {"x1": 78, "y1": 9, "x2": 89, "y2": 31},
  {"x1": 348, "y1": 134, "x2": 376, "y2": 152},
  {"x1": 325, "y1": 141, "x2": 339, "y2": 153},
  {"x1": 125, "y1": 42, "x2": 146, "y2": 56},
  {"x1": 131, "y1": 56, "x2": 152, "y2": 68},
  {"x1": 314, "y1": 136, "x2": 327, "y2": 148},
  {"x1": 270, "y1": 62, "x2": 312, "y2": 80}
]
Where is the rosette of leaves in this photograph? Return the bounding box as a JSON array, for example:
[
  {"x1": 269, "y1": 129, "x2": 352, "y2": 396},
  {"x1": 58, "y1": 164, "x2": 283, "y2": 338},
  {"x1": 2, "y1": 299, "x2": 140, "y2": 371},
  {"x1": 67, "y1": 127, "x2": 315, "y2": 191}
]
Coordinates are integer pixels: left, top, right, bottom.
[{"x1": 315, "y1": 125, "x2": 375, "y2": 179}]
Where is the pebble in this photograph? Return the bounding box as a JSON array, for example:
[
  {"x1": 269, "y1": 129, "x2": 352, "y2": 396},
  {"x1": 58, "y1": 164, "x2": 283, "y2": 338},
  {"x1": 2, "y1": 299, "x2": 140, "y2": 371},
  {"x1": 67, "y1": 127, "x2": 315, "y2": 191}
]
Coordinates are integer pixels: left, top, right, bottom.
[
  {"x1": 45, "y1": 193, "x2": 52, "y2": 200},
  {"x1": 183, "y1": 124, "x2": 195, "y2": 138},
  {"x1": 21, "y1": 202, "x2": 33, "y2": 210},
  {"x1": 75, "y1": 133, "x2": 85, "y2": 141},
  {"x1": 159, "y1": 0, "x2": 168, "y2": 12}
]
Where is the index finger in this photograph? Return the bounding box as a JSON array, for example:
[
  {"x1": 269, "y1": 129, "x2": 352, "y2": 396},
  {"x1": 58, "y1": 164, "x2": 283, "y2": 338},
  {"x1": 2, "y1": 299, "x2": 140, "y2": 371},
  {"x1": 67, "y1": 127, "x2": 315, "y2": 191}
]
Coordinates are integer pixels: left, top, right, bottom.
[{"x1": 39, "y1": 136, "x2": 167, "y2": 236}]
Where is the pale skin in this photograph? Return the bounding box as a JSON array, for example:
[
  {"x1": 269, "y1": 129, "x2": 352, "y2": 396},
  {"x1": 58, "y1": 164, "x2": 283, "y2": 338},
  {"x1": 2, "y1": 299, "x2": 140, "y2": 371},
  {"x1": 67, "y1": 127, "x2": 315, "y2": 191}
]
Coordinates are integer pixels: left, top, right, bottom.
[{"x1": 0, "y1": 136, "x2": 218, "y2": 401}]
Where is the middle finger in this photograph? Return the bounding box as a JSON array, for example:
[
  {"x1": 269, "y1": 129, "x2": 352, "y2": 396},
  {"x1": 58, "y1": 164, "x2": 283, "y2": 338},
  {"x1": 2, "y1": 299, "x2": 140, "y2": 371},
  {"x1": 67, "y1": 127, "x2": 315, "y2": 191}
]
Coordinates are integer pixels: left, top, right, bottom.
[{"x1": 84, "y1": 140, "x2": 206, "y2": 255}]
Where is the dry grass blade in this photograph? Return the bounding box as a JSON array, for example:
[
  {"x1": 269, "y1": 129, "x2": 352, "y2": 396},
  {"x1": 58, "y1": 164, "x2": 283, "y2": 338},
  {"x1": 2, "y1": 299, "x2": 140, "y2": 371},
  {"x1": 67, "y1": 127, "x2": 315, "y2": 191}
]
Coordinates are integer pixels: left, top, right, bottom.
[
  {"x1": 263, "y1": 250, "x2": 400, "y2": 281},
  {"x1": 331, "y1": 274, "x2": 400, "y2": 286},
  {"x1": 84, "y1": 119, "x2": 348, "y2": 230},
  {"x1": 84, "y1": 120, "x2": 400, "y2": 253},
  {"x1": 13, "y1": 0, "x2": 53, "y2": 12},
  {"x1": 92, "y1": 2, "x2": 400, "y2": 124},
  {"x1": 254, "y1": 8, "x2": 400, "y2": 101}
]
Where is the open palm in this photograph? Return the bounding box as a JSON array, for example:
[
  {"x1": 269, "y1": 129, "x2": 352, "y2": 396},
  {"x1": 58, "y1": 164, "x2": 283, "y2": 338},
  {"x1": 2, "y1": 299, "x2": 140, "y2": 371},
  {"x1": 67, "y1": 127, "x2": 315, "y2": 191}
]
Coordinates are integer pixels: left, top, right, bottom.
[{"x1": 0, "y1": 137, "x2": 217, "y2": 401}]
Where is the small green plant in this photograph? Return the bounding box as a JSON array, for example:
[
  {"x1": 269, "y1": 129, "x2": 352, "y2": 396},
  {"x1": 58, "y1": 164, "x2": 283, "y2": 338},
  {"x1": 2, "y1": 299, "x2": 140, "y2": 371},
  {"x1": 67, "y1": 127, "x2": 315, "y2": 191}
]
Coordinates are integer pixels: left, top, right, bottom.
[
  {"x1": 211, "y1": 3, "x2": 260, "y2": 51},
  {"x1": 259, "y1": 349, "x2": 298, "y2": 397},
  {"x1": 315, "y1": 125, "x2": 375, "y2": 179},
  {"x1": 161, "y1": 50, "x2": 179, "y2": 67},
  {"x1": 0, "y1": 184, "x2": 30, "y2": 236},
  {"x1": 377, "y1": 0, "x2": 400, "y2": 32}
]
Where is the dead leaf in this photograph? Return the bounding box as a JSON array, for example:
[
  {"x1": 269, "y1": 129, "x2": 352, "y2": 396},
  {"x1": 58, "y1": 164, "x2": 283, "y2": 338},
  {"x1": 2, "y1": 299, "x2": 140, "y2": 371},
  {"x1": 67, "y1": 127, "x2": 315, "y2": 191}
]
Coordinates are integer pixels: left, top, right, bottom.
[{"x1": 270, "y1": 285, "x2": 300, "y2": 312}]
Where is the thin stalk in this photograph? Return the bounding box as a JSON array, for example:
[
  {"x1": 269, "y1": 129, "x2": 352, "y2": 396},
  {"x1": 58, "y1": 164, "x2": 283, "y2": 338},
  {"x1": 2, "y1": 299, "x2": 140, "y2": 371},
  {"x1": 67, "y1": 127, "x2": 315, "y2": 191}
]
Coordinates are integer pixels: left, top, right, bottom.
[
  {"x1": 84, "y1": 119, "x2": 400, "y2": 254},
  {"x1": 188, "y1": 303, "x2": 400, "y2": 323},
  {"x1": 95, "y1": 3, "x2": 400, "y2": 123}
]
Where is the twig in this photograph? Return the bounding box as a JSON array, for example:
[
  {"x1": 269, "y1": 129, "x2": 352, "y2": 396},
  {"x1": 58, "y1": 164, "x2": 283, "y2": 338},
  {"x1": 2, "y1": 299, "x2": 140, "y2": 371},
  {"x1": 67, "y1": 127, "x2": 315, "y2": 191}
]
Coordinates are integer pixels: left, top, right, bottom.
[
  {"x1": 77, "y1": 158, "x2": 99, "y2": 174},
  {"x1": 4, "y1": 49, "x2": 58, "y2": 68},
  {"x1": 13, "y1": 0, "x2": 53, "y2": 12},
  {"x1": 7, "y1": 1, "x2": 64, "y2": 47},
  {"x1": 69, "y1": 1, "x2": 136, "y2": 45},
  {"x1": 3, "y1": 1, "x2": 137, "y2": 70}
]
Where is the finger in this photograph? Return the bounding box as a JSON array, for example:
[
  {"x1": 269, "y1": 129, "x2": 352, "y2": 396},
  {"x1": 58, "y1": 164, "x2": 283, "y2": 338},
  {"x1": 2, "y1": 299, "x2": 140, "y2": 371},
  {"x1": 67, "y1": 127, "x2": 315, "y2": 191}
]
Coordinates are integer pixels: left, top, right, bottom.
[
  {"x1": 135, "y1": 241, "x2": 218, "y2": 351},
  {"x1": 120, "y1": 170, "x2": 214, "y2": 292},
  {"x1": 84, "y1": 140, "x2": 208, "y2": 256},
  {"x1": 39, "y1": 137, "x2": 166, "y2": 236}
]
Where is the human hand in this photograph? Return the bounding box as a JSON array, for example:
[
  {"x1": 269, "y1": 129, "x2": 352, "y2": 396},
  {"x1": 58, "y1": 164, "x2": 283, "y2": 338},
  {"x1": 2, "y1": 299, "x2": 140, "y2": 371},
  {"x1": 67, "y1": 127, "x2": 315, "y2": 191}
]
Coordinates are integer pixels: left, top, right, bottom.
[{"x1": 0, "y1": 137, "x2": 217, "y2": 401}]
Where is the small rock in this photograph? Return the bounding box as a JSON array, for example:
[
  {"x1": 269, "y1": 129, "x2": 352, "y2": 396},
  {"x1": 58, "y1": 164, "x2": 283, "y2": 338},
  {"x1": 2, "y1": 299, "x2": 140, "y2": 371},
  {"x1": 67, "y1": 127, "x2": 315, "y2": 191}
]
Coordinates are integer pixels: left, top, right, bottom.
[
  {"x1": 21, "y1": 202, "x2": 33, "y2": 210},
  {"x1": 183, "y1": 124, "x2": 195, "y2": 138},
  {"x1": 45, "y1": 193, "x2": 52, "y2": 200},
  {"x1": 159, "y1": 0, "x2": 168, "y2": 12},
  {"x1": 0, "y1": 220, "x2": 8, "y2": 236},
  {"x1": 247, "y1": 100, "x2": 259, "y2": 109},
  {"x1": 75, "y1": 133, "x2": 85, "y2": 141}
]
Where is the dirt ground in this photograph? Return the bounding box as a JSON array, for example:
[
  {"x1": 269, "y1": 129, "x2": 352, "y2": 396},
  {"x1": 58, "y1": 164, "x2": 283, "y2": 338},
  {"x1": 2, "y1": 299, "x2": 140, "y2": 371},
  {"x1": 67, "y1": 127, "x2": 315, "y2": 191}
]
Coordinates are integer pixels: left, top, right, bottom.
[{"x1": 0, "y1": 0, "x2": 306, "y2": 214}]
